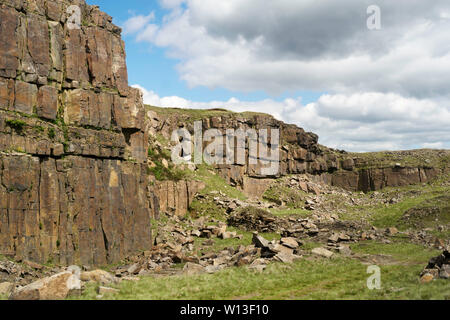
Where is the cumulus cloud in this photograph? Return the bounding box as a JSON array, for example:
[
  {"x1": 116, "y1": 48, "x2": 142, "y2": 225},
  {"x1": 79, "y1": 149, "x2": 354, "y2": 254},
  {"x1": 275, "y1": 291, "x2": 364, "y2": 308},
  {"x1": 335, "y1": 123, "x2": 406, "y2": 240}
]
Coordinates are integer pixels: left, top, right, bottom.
[
  {"x1": 122, "y1": 12, "x2": 155, "y2": 35},
  {"x1": 127, "y1": 1, "x2": 450, "y2": 151},
  {"x1": 126, "y1": 0, "x2": 450, "y2": 97},
  {"x1": 133, "y1": 85, "x2": 450, "y2": 152}
]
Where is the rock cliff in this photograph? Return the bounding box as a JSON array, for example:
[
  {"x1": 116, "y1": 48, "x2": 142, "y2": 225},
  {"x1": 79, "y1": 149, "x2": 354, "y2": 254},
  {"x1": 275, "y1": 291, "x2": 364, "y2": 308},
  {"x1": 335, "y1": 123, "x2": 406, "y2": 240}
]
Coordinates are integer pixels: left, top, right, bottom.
[
  {"x1": 0, "y1": 0, "x2": 153, "y2": 266},
  {"x1": 146, "y1": 106, "x2": 449, "y2": 198}
]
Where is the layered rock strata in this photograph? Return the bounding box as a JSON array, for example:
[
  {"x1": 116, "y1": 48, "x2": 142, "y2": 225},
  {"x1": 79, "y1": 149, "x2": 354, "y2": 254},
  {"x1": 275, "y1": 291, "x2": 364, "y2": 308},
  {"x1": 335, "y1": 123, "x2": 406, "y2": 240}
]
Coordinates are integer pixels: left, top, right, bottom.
[{"x1": 0, "y1": 0, "x2": 153, "y2": 266}]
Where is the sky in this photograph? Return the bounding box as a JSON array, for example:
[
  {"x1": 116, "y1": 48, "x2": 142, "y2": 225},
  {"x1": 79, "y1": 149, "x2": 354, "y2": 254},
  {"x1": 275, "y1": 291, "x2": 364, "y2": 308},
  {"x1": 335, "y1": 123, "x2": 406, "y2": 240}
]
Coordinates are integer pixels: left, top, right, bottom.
[{"x1": 87, "y1": 0, "x2": 450, "y2": 152}]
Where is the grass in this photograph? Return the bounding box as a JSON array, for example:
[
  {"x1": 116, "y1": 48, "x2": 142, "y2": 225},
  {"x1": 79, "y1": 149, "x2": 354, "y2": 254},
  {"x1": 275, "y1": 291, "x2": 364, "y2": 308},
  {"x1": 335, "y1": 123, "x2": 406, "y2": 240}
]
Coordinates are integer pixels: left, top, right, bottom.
[
  {"x1": 343, "y1": 149, "x2": 450, "y2": 170},
  {"x1": 263, "y1": 185, "x2": 308, "y2": 208},
  {"x1": 71, "y1": 252, "x2": 448, "y2": 300},
  {"x1": 5, "y1": 119, "x2": 27, "y2": 133},
  {"x1": 351, "y1": 240, "x2": 442, "y2": 264},
  {"x1": 147, "y1": 146, "x2": 187, "y2": 181},
  {"x1": 337, "y1": 183, "x2": 450, "y2": 230},
  {"x1": 146, "y1": 105, "x2": 268, "y2": 124}
]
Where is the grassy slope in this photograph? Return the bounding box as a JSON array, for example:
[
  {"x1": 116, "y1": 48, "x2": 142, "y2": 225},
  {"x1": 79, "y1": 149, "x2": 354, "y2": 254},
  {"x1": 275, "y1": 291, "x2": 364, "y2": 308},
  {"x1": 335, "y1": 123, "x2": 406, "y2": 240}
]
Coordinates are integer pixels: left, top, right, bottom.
[
  {"x1": 73, "y1": 162, "x2": 448, "y2": 300},
  {"x1": 72, "y1": 240, "x2": 448, "y2": 300}
]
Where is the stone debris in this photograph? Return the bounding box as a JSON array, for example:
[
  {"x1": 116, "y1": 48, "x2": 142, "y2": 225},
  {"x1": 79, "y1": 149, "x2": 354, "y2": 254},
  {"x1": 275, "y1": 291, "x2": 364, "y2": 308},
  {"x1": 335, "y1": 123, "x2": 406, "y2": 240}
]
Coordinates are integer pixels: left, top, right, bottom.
[
  {"x1": 311, "y1": 247, "x2": 335, "y2": 259},
  {"x1": 420, "y1": 248, "x2": 450, "y2": 282},
  {"x1": 80, "y1": 270, "x2": 116, "y2": 285},
  {"x1": 9, "y1": 269, "x2": 81, "y2": 301}
]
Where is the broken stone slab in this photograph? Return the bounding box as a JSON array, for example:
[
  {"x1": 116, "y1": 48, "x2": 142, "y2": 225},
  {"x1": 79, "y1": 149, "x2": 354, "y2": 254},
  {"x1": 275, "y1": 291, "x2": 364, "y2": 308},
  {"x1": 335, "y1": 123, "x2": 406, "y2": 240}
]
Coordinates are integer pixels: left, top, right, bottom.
[
  {"x1": 336, "y1": 245, "x2": 352, "y2": 256},
  {"x1": 127, "y1": 263, "x2": 141, "y2": 275},
  {"x1": 219, "y1": 231, "x2": 236, "y2": 240},
  {"x1": 273, "y1": 252, "x2": 299, "y2": 264},
  {"x1": 80, "y1": 270, "x2": 116, "y2": 285},
  {"x1": 191, "y1": 230, "x2": 201, "y2": 237},
  {"x1": 439, "y1": 265, "x2": 449, "y2": 279},
  {"x1": 183, "y1": 263, "x2": 206, "y2": 276},
  {"x1": 252, "y1": 232, "x2": 270, "y2": 249},
  {"x1": 311, "y1": 247, "x2": 334, "y2": 259},
  {"x1": 281, "y1": 237, "x2": 299, "y2": 249},
  {"x1": 386, "y1": 227, "x2": 399, "y2": 236},
  {"x1": 268, "y1": 244, "x2": 294, "y2": 256},
  {"x1": 9, "y1": 270, "x2": 81, "y2": 300}
]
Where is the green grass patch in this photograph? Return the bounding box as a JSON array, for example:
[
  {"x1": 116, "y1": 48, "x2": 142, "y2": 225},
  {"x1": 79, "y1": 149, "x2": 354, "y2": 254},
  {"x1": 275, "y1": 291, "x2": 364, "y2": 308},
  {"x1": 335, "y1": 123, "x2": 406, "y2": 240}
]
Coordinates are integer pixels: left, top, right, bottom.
[
  {"x1": 146, "y1": 105, "x2": 268, "y2": 124},
  {"x1": 5, "y1": 119, "x2": 27, "y2": 133},
  {"x1": 263, "y1": 185, "x2": 307, "y2": 208},
  {"x1": 351, "y1": 240, "x2": 442, "y2": 264},
  {"x1": 71, "y1": 254, "x2": 449, "y2": 300}
]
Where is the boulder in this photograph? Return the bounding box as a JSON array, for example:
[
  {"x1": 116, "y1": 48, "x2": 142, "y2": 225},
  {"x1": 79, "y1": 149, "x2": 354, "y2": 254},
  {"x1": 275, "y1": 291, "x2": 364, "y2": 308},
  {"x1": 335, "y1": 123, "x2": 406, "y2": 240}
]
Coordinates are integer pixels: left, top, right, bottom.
[
  {"x1": 183, "y1": 263, "x2": 205, "y2": 276},
  {"x1": 80, "y1": 270, "x2": 116, "y2": 285},
  {"x1": 273, "y1": 252, "x2": 297, "y2": 264},
  {"x1": 9, "y1": 271, "x2": 81, "y2": 300},
  {"x1": 280, "y1": 237, "x2": 299, "y2": 249},
  {"x1": 252, "y1": 232, "x2": 270, "y2": 249}
]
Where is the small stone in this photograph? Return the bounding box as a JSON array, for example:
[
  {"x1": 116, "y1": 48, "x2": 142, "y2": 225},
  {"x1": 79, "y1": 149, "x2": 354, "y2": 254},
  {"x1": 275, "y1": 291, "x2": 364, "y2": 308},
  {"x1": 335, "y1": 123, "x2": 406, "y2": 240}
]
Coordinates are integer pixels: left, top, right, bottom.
[
  {"x1": 80, "y1": 270, "x2": 116, "y2": 285},
  {"x1": 23, "y1": 260, "x2": 44, "y2": 270},
  {"x1": 252, "y1": 232, "x2": 270, "y2": 249},
  {"x1": 420, "y1": 273, "x2": 435, "y2": 284},
  {"x1": 337, "y1": 245, "x2": 352, "y2": 256},
  {"x1": 386, "y1": 227, "x2": 399, "y2": 235},
  {"x1": 273, "y1": 252, "x2": 297, "y2": 264},
  {"x1": 280, "y1": 237, "x2": 299, "y2": 249},
  {"x1": 183, "y1": 263, "x2": 205, "y2": 276},
  {"x1": 439, "y1": 265, "x2": 449, "y2": 279},
  {"x1": 311, "y1": 247, "x2": 334, "y2": 259},
  {"x1": 328, "y1": 233, "x2": 340, "y2": 243},
  {"x1": 191, "y1": 230, "x2": 201, "y2": 237},
  {"x1": 127, "y1": 263, "x2": 140, "y2": 275}
]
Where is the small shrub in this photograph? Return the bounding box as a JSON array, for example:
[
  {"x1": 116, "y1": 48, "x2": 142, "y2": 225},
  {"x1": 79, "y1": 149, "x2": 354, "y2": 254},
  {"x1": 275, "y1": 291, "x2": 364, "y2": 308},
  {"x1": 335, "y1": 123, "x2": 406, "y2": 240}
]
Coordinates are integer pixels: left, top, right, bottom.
[
  {"x1": 48, "y1": 127, "x2": 56, "y2": 139},
  {"x1": 5, "y1": 119, "x2": 26, "y2": 133}
]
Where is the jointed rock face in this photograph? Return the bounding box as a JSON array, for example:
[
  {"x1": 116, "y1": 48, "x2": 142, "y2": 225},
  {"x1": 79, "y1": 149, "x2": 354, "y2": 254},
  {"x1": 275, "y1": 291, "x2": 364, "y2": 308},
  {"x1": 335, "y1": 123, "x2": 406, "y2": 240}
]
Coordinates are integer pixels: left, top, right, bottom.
[{"x1": 0, "y1": 0, "x2": 153, "y2": 266}]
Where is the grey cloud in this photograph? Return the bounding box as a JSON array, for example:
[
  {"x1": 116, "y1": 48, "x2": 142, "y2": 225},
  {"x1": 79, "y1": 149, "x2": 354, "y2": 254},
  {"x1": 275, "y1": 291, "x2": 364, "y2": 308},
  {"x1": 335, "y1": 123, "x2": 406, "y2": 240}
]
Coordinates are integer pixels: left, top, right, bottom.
[{"x1": 189, "y1": 0, "x2": 450, "y2": 60}]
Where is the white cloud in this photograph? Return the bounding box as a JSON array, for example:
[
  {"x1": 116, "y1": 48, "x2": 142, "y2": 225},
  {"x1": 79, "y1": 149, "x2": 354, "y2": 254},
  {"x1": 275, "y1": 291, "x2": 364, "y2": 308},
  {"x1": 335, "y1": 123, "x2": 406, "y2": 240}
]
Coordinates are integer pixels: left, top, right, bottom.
[
  {"x1": 122, "y1": 13, "x2": 155, "y2": 35},
  {"x1": 125, "y1": 0, "x2": 450, "y2": 97},
  {"x1": 133, "y1": 85, "x2": 450, "y2": 152},
  {"x1": 126, "y1": 1, "x2": 450, "y2": 152}
]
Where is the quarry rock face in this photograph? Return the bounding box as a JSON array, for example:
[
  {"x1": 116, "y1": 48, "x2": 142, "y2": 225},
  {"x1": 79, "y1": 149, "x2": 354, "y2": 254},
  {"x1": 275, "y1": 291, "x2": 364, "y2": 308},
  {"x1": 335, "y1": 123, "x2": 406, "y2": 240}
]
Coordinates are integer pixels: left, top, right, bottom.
[
  {"x1": 146, "y1": 110, "x2": 443, "y2": 199},
  {"x1": 0, "y1": 0, "x2": 153, "y2": 266}
]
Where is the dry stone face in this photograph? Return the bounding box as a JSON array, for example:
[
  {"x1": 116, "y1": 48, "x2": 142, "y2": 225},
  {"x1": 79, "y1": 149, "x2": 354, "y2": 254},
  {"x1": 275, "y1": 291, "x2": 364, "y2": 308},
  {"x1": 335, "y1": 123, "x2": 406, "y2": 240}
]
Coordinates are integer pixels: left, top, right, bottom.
[{"x1": 0, "y1": 0, "x2": 153, "y2": 266}]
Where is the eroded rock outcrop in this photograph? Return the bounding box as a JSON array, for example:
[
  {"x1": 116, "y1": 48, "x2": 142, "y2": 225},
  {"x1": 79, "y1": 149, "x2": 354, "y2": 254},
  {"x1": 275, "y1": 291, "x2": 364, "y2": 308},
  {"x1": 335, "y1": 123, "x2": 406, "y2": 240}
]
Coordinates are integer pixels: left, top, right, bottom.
[
  {"x1": 145, "y1": 107, "x2": 448, "y2": 197},
  {"x1": 0, "y1": 0, "x2": 153, "y2": 266}
]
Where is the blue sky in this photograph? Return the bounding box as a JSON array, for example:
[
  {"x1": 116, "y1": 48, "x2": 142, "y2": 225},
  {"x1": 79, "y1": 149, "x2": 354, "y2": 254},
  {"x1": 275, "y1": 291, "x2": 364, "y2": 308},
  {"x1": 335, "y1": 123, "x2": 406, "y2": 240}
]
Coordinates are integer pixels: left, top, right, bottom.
[
  {"x1": 87, "y1": 0, "x2": 323, "y2": 104},
  {"x1": 85, "y1": 0, "x2": 450, "y2": 152}
]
